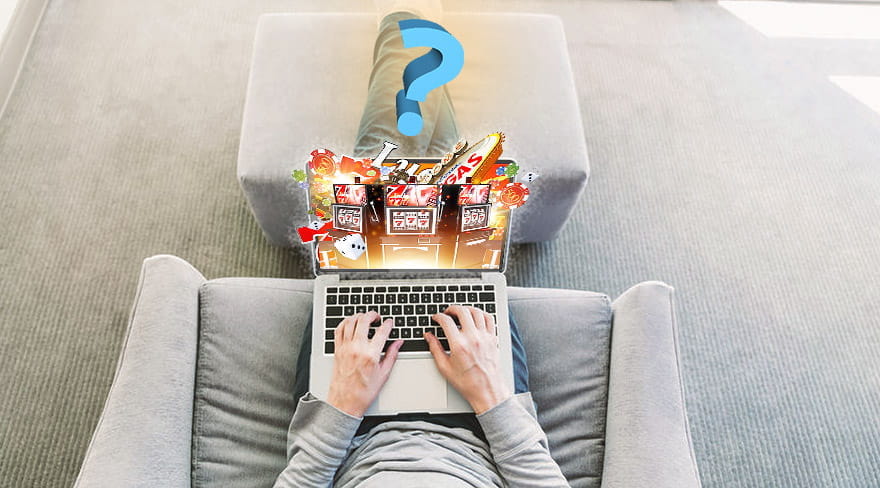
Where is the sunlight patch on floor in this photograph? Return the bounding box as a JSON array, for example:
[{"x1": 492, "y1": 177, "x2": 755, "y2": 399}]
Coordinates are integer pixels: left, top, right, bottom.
[{"x1": 719, "y1": 1, "x2": 880, "y2": 39}]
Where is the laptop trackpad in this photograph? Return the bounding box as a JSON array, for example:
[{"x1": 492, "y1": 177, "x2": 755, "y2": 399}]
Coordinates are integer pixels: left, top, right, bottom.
[{"x1": 379, "y1": 360, "x2": 447, "y2": 413}]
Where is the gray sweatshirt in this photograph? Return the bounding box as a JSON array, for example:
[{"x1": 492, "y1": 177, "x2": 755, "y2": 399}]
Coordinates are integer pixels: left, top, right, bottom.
[{"x1": 273, "y1": 392, "x2": 570, "y2": 487}]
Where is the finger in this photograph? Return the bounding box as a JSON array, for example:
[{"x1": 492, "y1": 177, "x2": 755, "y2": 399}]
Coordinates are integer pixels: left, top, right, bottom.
[
  {"x1": 431, "y1": 312, "x2": 462, "y2": 344},
  {"x1": 469, "y1": 306, "x2": 487, "y2": 331},
  {"x1": 372, "y1": 318, "x2": 394, "y2": 352},
  {"x1": 355, "y1": 311, "x2": 378, "y2": 340},
  {"x1": 425, "y1": 332, "x2": 451, "y2": 375},
  {"x1": 483, "y1": 311, "x2": 496, "y2": 336},
  {"x1": 445, "y1": 305, "x2": 476, "y2": 333},
  {"x1": 379, "y1": 339, "x2": 404, "y2": 376},
  {"x1": 339, "y1": 314, "x2": 358, "y2": 342},
  {"x1": 334, "y1": 318, "x2": 346, "y2": 343}
]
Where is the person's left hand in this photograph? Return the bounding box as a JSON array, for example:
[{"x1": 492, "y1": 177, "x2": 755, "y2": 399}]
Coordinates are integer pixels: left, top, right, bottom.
[{"x1": 326, "y1": 311, "x2": 403, "y2": 417}]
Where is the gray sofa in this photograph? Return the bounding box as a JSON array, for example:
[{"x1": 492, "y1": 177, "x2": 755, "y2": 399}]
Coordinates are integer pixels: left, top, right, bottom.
[{"x1": 74, "y1": 255, "x2": 701, "y2": 487}]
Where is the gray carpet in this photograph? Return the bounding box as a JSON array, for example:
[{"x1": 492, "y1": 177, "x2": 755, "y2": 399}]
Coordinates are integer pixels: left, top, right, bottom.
[{"x1": 2, "y1": 0, "x2": 879, "y2": 486}]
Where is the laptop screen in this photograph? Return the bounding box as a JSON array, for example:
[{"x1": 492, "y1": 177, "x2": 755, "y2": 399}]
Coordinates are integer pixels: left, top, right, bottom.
[{"x1": 312, "y1": 160, "x2": 515, "y2": 272}]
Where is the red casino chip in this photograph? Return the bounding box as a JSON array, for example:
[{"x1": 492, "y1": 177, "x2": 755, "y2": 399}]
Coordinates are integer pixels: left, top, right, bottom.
[
  {"x1": 498, "y1": 182, "x2": 529, "y2": 208},
  {"x1": 308, "y1": 149, "x2": 337, "y2": 177}
]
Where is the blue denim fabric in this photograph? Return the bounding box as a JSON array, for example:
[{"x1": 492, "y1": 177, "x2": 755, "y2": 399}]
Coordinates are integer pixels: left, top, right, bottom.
[{"x1": 292, "y1": 307, "x2": 530, "y2": 442}]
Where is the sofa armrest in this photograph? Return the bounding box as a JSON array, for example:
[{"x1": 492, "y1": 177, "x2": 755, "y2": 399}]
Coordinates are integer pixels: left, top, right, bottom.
[
  {"x1": 75, "y1": 255, "x2": 206, "y2": 488},
  {"x1": 602, "y1": 282, "x2": 701, "y2": 488}
]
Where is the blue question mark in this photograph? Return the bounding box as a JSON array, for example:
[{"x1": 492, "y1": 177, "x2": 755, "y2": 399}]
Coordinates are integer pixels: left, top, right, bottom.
[{"x1": 395, "y1": 19, "x2": 464, "y2": 137}]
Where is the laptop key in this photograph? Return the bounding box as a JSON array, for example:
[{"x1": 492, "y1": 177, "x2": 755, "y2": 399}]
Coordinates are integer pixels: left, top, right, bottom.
[
  {"x1": 400, "y1": 286, "x2": 411, "y2": 292},
  {"x1": 460, "y1": 285, "x2": 471, "y2": 291},
  {"x1": 413, "y1": 328, "x2": 424, "y2": 338},
  {"x1": 486, "y1": 303, "x2": 496, "y2": 313},
  {"x1": 350, "y1": 295, "x2": 361, "y2": 304},
  {"x1": 472, "y1": 285, "x2": 482, "y2": 291},
  {"x1": 380, "y1": 305, "x2": 390, "y2": 315},
  {"x1": 376, "y1": 286, "x2": 387, "y2": 292},
  {"x1": 389, "y1": 328, "x2": 399, "y2": 339},
  {"x1": 395, "y1": 317, "x2": 405, "y2": 327},
  {"x1": 351, "y1": 287, "x2": 362, "y2": 293},
  {"x1": 326, "y1": 306, "x2": 343, "y2": 316},
  {"x1": 456, "y1": 293, "x2": 466, "y2": 302},
  {"x1": 363, "y1": 295, "x2": 372, "y2": 304},
  {"x1": 424, "y1": 326, "x2": 435, "y2": 336},
  {"x1": 424, "y1": 285, "x2": 435, "y2": 291},
  {"x1": 363, "y1": 287, "x2": 374, "y2": 293},
  {"x1": 467, "y1": 292, "x2": 478, "y2": 302},
  {"x1": 418, "y1": 316, "x2": 429, "y2": 326},
  {"x1": 325, "y1": 329, "x2": 335, "y2": 340},
  {"x1": 327, "y1": 287, "x2": 338, "y2": 293},
  {"x1": 326, "y1": 295, "x2": 337, "y2": 305},
  {"x1": 427, "y1": 304, "x2": 438, "y2": 314},
  {"x1": 356, "y1": 306, "x2": 367, "y2": 314},
  {"x1": 415, "y1": 304, "x2": 426, "y2": 315},
  {"x1": 448, "y1": 285, "x2": 459, "y2": 291},
  {"x1": 326, "y1": 317, "x2": 343, "y2": 329},
  {"x1": 436, "y1": 285, "x2": 447, "y2": 291},
  {"x1": 479, "y1": 292, "x2": 495, "y2": 302},
  {"x1": 398, "y1": 294, "x2": 408, "y2": 304},
  {"x1": 374, "y1": 295, "x2": 384, "y2": 304},
  {"x1": 397, "y1": 340, "x2": 430, "y2": 352},
  {"x1": 404, "y1": 305, "x2": 414, "y2": 315},
  {"x1": 406, "y1": 316, "x2": 417, "y2": 327},
  {"x1": 386, "y1": 294, "x2": 396, "y2": 304},
  {"x1": 409, "y1": 293, "x2": 419, "y2": 303},
  {"x1": 339, "y1": 287, "x2": 350, "y2": 293},
  {"x1": 338, "y1": 295, "x2": 349, "y2": 305},
  {"x1": 412, "y1": 286, "x2": 423, "y2": 292},
  {"x1": 420, "y1": 293, "x2": 431, "y2": 303},
  {"x1": 325, "y1": 342, "x2": 334, "y2": 354},
  {"x1": 444, "y1": 293, "x2": 455, "y2": 302},
  {"x1": 433, "y1": 293, "x2": 443, "y2": 302},
  {"x1": 401, "y1": 328, "x2": 412, "y2": 338},
  {"x1": 388, "y1": 286, "x2": 399, "y2": 292},
  {"x1": 392, "y1": 305, "x2": 402, "y2": 315},
  {"x1": 367, "y1": 328, "x2": 375, "y2": 339},
  {"x1": 344, "y1": 306, "x2": 355, "y2": 316}
]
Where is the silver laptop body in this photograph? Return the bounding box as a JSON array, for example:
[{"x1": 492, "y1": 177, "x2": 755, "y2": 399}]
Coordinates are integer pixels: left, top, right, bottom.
[{"x1": 310, "y1": 272, "x2": 513, "y2": 415}]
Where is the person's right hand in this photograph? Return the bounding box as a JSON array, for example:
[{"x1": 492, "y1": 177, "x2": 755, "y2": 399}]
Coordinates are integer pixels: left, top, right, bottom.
[{"x1": 425, "y1": 305, "x2": 512, "y2": 414}]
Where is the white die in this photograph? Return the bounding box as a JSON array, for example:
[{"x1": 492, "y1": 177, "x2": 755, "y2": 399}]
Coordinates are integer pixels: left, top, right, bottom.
[{"x1": 334, "y1": 233, "x2": 367, "y2": 260}]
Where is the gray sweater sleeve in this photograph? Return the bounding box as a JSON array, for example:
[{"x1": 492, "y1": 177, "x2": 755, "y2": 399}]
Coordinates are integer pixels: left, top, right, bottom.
[
  {"x1": 273, "y1": 393, "x2": 362, "y2": 488},
  {"x1": 476, "y1": 392, "x2": 571, "y2": 487}
]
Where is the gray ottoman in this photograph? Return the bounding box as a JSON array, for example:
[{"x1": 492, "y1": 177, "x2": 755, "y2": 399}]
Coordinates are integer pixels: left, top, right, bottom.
[
  {"x1": 75, "y1": 255, "x2": 700, "y2": 488},
  {"x1": 237, "y1": 13, "x2": 590, "y2": 246}
]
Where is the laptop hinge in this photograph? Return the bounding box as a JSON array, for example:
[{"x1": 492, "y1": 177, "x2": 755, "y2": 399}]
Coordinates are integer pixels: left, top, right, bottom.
[{"x1": 339, "y1": 271, "x2": 485, "y2": 281}]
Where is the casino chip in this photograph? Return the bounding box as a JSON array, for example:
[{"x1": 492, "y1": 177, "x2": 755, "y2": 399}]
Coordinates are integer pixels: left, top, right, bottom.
[
  {"x1": 308, "y1": 149, "x2": 337, "y2": 177},
  {"x1": 498, "y1": 182, "x2": 529, "y2": 209}
]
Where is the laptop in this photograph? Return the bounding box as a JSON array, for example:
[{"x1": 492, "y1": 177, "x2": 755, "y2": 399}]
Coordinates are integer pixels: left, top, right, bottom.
[{"x1": 309, "y1": 159, "x2": 516, "y2": 416}]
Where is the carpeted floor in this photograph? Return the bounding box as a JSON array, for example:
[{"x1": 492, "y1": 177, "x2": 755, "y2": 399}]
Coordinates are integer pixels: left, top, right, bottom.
[{"x1": 2, "y1": 0, "x2": 879, "y2": 486}]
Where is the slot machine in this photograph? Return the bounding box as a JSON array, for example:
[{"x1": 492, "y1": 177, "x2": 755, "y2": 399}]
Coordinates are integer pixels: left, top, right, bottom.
[{"x1": 379, "y1": 184, "x2": 443, "y2": 269}]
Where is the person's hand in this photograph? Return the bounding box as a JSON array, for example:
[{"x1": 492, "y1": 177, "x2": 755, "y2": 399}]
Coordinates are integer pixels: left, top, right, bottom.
[
  {"x1": 326, "y1": 311, "x2": 404, "y2": 417},
  {"x1": 425, "y1": 306, "x2": 512, "y2": 414}
]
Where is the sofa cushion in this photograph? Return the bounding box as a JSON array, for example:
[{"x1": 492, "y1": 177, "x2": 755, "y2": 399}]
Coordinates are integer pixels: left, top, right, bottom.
[{"x1": 192, "y1": 279, "x2": 611, "y2": 488}]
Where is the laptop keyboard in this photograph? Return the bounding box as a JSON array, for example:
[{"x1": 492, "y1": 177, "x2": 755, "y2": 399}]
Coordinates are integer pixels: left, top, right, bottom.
[{"x1": 323, "y1": 284, "x2": 497, "y2": 354}]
